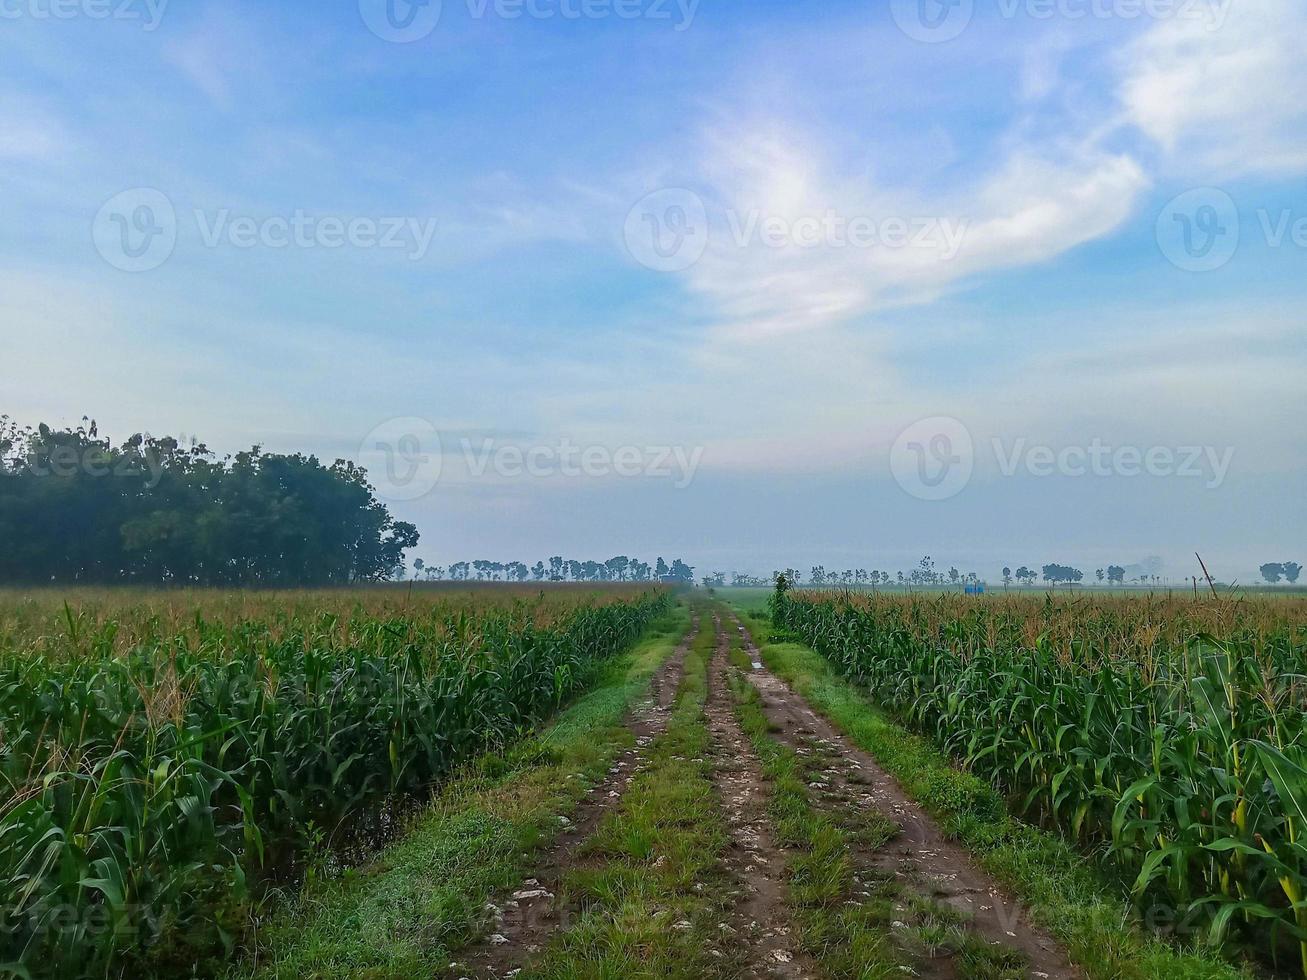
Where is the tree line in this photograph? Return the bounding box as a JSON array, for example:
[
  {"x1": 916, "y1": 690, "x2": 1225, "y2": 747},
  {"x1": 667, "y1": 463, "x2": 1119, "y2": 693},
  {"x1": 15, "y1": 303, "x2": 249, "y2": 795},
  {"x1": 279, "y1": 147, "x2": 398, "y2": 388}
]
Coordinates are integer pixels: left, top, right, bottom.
[
  {"x1": 0, "y1": 418, "x2": 419, "y2": 586},
  {"x1": 1259, "y1": 562, "x2": 1303, "y2": 584},
  {"x1": 409, "y1": 555, "x2": 695, "y2": 583}
]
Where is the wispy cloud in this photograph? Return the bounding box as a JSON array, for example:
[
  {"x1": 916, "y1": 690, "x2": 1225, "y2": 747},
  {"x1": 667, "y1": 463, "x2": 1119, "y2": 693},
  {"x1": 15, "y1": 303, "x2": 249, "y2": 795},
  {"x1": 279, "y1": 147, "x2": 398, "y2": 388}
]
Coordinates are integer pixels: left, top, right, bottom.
[{"x1": 1119, "y1": 0, "x2": 1307, "y2": 177}]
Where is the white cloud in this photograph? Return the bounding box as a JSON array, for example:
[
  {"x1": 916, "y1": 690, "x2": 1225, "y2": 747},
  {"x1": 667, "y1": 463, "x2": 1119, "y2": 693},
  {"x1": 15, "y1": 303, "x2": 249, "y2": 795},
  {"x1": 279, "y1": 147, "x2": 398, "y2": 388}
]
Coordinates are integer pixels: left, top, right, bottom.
[
  {"x1": 1119, "y1": 0, "x2": 1307, "y2": 177},
  {"x1": 664, "y1": 120, "x2": 1146, "y2": 341}
]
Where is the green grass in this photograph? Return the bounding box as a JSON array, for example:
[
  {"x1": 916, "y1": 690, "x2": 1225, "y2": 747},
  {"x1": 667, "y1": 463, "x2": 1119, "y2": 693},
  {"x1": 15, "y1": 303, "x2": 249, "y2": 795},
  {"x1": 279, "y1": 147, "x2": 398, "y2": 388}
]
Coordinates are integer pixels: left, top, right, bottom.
[
  {"x1": 518, "y1": 613, "x2": 735, "y2": 979},
  {"x1": 725, "y1": 604, "x2": 1251, "y2": 980},
  {"x1": 231, "y1": 605, "x2": 690, "y2": 979}
]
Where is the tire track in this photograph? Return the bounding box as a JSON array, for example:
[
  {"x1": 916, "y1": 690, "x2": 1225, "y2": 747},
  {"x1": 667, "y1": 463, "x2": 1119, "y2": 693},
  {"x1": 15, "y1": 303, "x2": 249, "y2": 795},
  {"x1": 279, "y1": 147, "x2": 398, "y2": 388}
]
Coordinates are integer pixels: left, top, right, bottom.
[
  {"x1": 447, "y1": 617, "x2": 698, "y2": 979},
  {"x1": 729, "y1": 613, "x2": 1080, "y2": 980},
  {"x1": 703, "y1": 614, "x2": 817, "y2": 979}
]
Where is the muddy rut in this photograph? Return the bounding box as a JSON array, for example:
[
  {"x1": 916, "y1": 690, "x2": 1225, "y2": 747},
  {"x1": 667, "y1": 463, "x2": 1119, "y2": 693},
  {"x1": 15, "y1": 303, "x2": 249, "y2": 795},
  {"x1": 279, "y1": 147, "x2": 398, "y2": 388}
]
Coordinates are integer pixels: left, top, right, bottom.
[
  {"x1": 729, "y1": 613, "x2": 1080, "y2": 980},
  {"x1": 448, "y1": 618, "x2": 698, "y2": 979},
  {"x1": 703, "y1": 614, "x2": 818, "y2": 979}
]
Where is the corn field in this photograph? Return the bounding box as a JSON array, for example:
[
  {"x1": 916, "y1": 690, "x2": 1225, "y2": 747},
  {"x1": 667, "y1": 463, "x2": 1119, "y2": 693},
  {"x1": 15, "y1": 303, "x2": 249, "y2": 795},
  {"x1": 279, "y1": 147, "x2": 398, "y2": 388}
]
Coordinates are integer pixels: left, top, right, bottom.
[
  {"x1": 772, "y1": 589, "x2": 1307, "y2": 973},
  {"x1": 0, "y1": 586, "x2": 669, "y2": 977}
]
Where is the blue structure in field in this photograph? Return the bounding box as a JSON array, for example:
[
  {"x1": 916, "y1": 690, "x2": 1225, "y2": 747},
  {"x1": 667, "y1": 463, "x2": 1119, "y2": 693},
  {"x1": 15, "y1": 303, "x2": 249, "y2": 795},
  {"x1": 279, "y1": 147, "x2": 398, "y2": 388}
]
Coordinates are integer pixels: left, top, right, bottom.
[{"x1": 964, "y1": 583, "x2": 986, "y2": 595}]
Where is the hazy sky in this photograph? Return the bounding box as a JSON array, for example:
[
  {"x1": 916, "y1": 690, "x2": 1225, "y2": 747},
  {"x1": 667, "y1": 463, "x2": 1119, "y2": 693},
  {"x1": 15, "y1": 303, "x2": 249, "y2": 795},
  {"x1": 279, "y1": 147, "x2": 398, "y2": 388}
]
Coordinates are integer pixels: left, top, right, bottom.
[{"x1": 2, "y1": 0, "x2": 1304, "y2": 582}]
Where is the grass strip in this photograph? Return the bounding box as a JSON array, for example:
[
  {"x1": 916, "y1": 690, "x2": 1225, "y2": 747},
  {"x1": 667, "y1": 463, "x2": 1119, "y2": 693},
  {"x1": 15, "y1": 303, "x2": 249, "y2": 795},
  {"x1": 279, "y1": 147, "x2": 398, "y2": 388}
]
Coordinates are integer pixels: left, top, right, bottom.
[
  {"x1": 517, "y1": 616, "x2": 734, "y2": 979},
  {"x1": 231, "y1": 605, "x2": 691, "y2": 979},
  {"x1": 727, "y1": 605, "x2": 1251, "y2": 980}
]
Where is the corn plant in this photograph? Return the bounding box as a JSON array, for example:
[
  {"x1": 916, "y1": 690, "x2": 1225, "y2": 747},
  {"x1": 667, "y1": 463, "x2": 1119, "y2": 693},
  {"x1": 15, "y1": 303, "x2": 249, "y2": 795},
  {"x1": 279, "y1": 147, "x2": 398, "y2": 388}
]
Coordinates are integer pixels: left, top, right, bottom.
[
  {"x1": 773, "y1": 590, "x2": 1307, "y2": 973},
  {"x1": 0, "y1": 588, "x2": 669, "y2": 977}
]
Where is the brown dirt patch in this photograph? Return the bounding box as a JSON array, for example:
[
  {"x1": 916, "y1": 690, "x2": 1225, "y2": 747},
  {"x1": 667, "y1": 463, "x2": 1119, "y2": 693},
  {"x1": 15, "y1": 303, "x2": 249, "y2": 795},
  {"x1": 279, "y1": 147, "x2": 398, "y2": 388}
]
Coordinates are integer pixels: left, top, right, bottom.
[
  {"x1": 730, "y1": 614, "x2": 1080, "y2": 980},
  {"x1": 704, "y1": 614, "x2": 818, "y2": 979}
]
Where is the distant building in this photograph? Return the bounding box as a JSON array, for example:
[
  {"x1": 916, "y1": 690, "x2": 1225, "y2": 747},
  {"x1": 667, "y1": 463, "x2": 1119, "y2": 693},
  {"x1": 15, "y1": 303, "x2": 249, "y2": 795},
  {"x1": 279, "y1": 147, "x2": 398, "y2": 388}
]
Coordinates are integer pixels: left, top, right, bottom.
[{"x1": 964, "y1": 583, "x2": 986, "y2": 595}]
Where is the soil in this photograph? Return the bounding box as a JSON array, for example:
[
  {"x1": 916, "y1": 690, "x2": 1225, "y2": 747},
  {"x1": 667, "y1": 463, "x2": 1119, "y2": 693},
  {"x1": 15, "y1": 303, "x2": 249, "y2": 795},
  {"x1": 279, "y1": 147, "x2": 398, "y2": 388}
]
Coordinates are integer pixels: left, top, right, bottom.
[
  {"x1": 728, "y1": 613, "x2": 1080, "y2": 980},
  {"x1": 702, "y1": 613, "x2": 818, "y2": 979},
  {"x1": 446, "y1": 618, "x2": 698, "y2": 979}
]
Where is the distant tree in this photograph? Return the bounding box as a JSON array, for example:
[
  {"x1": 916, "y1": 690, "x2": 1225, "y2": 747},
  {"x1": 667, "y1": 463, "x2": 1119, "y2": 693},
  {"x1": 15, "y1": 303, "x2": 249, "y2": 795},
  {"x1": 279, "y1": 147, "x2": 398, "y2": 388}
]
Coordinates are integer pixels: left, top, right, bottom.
[
  {"x1": 919, "y1": 556, "x2": 936, "y2": 585},
  {"x1": 1261, "y1": 562, "x2": 1286, "y2": 584},
  {"x1": 655, "y1": 557, "x2": 670, "y2": 580},
  {"x1": 948, "y1": 566, "x2": 960, "y2": 585},
  {"x1": 531, "y1": 560, "x2": 546, "y2": 581},
  {"x1": 1014, "y1": 566, "x2": 1037, "y2": 587},
  {"x1": 1106, "y1": 565, "x2": 1125, "y2": 584},
  {"x1": 1284, "y1": 561, "x2": 1303, "y2": 584},
  {"x1": 413, "y1": 558, "x2": 424, "y2": 580},
  {"x1": 0, "y1": 418, "x2": 419, "y2": 586},
  {"x1": 1042, "y1": 564, "x2": 1084, "y2": 588},
  {"x1": 1095, "y1": 568, "x2": 1104, "y2": 584},
  {"x1": 1002, "y1": 566, "x2": 1012, "y2": 589},
  {"x1": 668, "y1": 558, "x2": 695, "y2": 583}
]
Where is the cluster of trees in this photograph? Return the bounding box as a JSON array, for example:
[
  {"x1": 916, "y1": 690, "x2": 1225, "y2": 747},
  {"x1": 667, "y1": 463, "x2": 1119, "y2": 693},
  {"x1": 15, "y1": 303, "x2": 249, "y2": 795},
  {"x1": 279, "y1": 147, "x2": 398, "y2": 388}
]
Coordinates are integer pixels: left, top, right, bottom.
[
  {"x1": 703, "y1": 559, "x2": 987, "y2": 590},
  {"x1": 0, "y1": 418, "x2": 419, "y2": 586},
  {"x1": 702, "y1": 569, "x2": 802, "y2": 588},
  {"x1": 1260, "y1": 562, "x2": 1303, "y2": 584},
  {"x1": 410, "y1": 555, "x2": 695, "y2": 584},
  {"x1": 804, "y1": 558, "x2": 984, "y2": 589}
]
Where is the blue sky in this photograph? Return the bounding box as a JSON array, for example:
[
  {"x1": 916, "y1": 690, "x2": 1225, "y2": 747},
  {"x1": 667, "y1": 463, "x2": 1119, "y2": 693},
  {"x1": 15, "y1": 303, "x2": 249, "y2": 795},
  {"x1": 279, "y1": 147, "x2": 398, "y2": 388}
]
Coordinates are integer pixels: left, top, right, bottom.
[{"x1": 2, "y1": 0, "x2": 1305, "y2": 583}]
